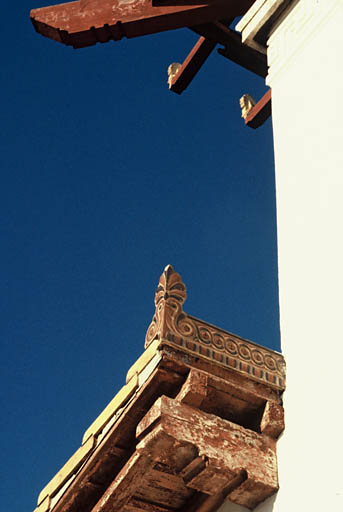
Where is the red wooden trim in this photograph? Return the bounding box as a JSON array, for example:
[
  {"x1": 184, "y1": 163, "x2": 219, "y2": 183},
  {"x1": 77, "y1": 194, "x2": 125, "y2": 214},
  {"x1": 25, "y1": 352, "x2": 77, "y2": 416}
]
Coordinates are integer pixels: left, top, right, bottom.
[
  {"x1": 193, "y1": 22, "x2": 267, "y2": 78},
  {"x1": 245, "y1": 88, "x2": 271, "y2": 129},
  {"x1": 169, "y1": 36, "x2": 216, "y2": 95},
  {"x1": 30, "y1": 0, "x2": 256, "y2": 49}
]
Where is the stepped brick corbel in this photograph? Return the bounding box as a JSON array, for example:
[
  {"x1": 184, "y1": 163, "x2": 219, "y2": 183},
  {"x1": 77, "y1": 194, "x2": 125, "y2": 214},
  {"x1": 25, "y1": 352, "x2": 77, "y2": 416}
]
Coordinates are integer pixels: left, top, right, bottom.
[{"x1": 34, "y1": 266, "x2": 285, "y2": 512}]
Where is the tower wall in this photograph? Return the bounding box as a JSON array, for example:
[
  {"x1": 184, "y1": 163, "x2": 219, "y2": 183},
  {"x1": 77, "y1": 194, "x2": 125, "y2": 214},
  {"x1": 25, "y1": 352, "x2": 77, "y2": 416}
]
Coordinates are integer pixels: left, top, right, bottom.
[{"x1": 222, "y1": 1, "x2": 343, "y2": 511}]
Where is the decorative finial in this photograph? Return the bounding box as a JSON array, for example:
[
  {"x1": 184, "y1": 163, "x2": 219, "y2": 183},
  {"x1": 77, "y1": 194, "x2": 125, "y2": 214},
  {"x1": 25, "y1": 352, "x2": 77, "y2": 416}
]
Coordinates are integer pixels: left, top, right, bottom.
[
  {"x1": 240, "y1": 94, "x2": 256, "y2": 120},
  {"x1": 154, "y1": 265, "x2": 186, "y2": 307},
  {"x1": 145, "y1": 265, "x2": 187, "y2": 347},
  {"x1": 167, "y1": 63, "x2": 182, "y2": 89}
]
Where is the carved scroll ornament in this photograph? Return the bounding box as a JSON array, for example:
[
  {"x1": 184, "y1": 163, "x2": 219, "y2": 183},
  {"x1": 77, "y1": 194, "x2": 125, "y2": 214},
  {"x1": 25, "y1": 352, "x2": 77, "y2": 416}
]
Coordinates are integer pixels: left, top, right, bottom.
[{"x1": 145, "y1": 266, "x2": 285, "y2": 391}]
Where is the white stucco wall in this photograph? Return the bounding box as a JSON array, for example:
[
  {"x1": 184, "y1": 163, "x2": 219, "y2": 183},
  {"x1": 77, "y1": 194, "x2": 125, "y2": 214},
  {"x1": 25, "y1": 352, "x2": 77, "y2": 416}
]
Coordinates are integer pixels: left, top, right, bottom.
[{"x1": 221, "y1": 1, "x2": 343, "y2": 511}]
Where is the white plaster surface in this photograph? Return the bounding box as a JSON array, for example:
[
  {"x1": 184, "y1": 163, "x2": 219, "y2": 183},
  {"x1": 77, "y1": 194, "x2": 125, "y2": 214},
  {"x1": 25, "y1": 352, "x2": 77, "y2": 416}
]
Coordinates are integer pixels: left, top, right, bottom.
[
  {"x1": 223, "y1": 1, "x2": 343, "y2": 511},
  {"x1": 236, "y1": 0, "x2": 287, "y2": 53}
]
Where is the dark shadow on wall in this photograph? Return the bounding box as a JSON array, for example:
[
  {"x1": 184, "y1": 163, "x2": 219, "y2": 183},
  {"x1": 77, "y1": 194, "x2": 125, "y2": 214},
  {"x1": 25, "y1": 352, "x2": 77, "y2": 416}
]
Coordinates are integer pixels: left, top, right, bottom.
[
  {"x1": 218, "y1": 494, "x2": 277, "y2": 512},
  {"x1": 255, "y1": 494, "x2": 277, "y2": 512}
]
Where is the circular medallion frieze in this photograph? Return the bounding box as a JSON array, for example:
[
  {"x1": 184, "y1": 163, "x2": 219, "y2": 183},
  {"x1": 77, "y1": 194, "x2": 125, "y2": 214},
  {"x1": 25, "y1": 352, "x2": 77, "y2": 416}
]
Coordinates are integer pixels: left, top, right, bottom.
[
  {"x1": 251, "y1": 349, "x2": 264, "y2": 366},
  {"x1": 238, "y1": 344, "x2": 251, "y2": 360},
  {"x1": 225, "y1": 338, "x2": 238, "y2": 355},
  {"x1": 213, "y1": 333, "x2": 225, "y2": 350},
  {"x1": 264, "y1": 354, "x2": 277, "y2": 371},
  {"x1": 198, "y1": 327, "x2": 212, "y2": 345}
]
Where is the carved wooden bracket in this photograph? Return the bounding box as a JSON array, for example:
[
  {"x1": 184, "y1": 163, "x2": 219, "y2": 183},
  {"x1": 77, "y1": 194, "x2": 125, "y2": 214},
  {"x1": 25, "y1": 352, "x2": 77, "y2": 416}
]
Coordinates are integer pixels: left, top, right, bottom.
[
  {"x1": 88, "y1": 390, "x2": 281, "y2": 512},
  {"x1": 137, "y1": 395, "x2": 279, "y2": 509}
]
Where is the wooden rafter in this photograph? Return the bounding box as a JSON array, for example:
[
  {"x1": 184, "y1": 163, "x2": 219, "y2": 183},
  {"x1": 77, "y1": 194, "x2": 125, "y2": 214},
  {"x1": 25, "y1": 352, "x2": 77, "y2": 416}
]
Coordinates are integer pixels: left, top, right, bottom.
[
  {"x1": 193, "y1": 22, "x2": 267, "y2": 78},
  {"x1": 168, "y1": 21, "x2": 267, "y2": 95},
  {"x1": 169, "y1": 36, "x2": 217, "y2": 95},
  {"x1": 245, "y1": 88, "x2": 272, "y2": 129}
]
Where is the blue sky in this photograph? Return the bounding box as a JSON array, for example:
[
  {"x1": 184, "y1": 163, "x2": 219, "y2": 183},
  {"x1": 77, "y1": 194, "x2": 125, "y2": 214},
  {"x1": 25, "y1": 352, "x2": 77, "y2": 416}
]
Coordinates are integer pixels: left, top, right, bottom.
[{"x1": 2, "y1": 2, "x2": 279, "y2": 511}]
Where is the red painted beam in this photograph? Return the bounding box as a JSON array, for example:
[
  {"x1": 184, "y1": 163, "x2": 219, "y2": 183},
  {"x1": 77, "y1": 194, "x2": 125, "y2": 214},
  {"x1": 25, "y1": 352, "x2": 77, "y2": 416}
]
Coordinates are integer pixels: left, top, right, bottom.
[
  {"x1": 245, "y1": 89, "x2": 272, "y2": 129},
  {"x1": 193, "y1": 22, "x2": 267, "y2": 78},
  {"x1": 169, "y1": 36, "x2": 216, "y2": 95},
  {"x1": 30, "y1": 0, "x2": 255, "y2": 49}
]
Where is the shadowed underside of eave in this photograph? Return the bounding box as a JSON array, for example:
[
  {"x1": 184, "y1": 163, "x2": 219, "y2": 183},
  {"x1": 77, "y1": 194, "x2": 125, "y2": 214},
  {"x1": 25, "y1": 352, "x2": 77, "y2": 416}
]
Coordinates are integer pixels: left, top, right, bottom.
[{"x1": 30, "y1": 0, "x2": 256, "y2": 48}]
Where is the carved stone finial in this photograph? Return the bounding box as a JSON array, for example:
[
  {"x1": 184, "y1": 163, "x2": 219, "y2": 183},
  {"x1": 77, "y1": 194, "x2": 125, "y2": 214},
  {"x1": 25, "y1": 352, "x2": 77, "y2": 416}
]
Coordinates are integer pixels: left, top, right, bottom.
[
  {"x1": 145, "y1": 265, "x2": 187, "y2": 348},
  {"x1": 240, "y1": 93, "x2": 256, "y2": 119}
]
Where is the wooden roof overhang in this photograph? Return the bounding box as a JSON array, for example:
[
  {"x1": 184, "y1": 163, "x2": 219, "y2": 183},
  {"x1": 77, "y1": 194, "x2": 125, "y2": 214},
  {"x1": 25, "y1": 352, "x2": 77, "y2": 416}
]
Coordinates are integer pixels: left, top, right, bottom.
[
  {"x1": 35, "y1": 266, "x2": 285, "y2": 512},
  {"x1": 30, "y1": 0, "x2": 255, "y2": 49},
  {"x1": 30, "y1": 0, "x2": 273, "y2": 127}
]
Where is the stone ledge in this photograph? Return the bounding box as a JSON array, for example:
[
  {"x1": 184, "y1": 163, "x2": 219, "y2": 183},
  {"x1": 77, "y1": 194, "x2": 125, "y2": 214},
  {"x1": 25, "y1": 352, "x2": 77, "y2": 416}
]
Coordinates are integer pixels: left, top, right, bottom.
[
  {"x1": 236, "y1": 0, "x2": 298, "y2": 52},
  {"x1": 236, "y1": 0, "x2": 343, "y2": 86}
]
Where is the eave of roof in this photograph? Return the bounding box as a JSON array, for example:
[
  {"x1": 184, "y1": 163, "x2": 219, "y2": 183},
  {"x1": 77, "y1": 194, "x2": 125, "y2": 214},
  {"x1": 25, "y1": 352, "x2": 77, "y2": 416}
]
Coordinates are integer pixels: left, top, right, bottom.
[{"x1": 30, "y1": 0, "x2": 256, "y2": 48}]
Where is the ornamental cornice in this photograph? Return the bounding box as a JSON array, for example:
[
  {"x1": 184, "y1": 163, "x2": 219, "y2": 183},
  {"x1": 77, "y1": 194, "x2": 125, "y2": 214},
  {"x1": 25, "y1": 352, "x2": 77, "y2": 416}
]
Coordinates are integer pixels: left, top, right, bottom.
[
  {"x1": 237, "y1": 0, "x2": 343, "y2": 86},
  {"x1": 145, "y1": 265, "x2": 285, "y2": 391},
  {"x1": 267, "y1": 0, "x2": 342, "y2": 84},
  {"x1": 34, "y1": 265, "x2": 285, "y2": 512}
]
